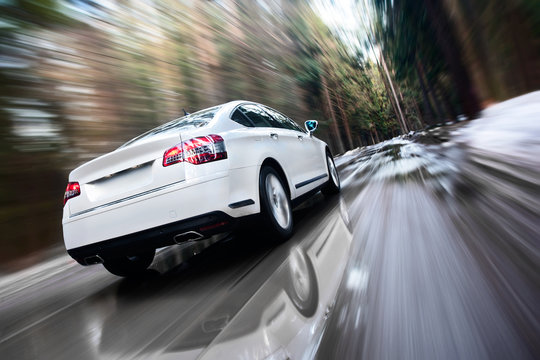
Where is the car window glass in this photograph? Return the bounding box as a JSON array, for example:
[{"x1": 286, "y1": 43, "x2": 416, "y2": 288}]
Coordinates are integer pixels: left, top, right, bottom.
[
  {"x1": 285, "y1": 117, "x2": 306, "y2": 133},
  {"x1": 231, "y1": 109, "x2": 254, "y2": 127},
  {"x1": 262, "y1": 106, "x2": 291, "y2": 130},
  {"x1": 256, "y1": 106, "x2": 289, "y2": 129},
  {"x1": 120, "y1": 106, "x2": 221, "y2": 148},
  {"x1": 239, "y1": 104, "x2": 273, "y2": 128},
  {"x1": 263, "y1": 106, "x2": 303, "y2": 132}
]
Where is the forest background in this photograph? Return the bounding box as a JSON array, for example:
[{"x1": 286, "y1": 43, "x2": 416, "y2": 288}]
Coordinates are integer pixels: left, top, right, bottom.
[{"x1": 0, "y1": 0, "x2": 538, "y2": 267}]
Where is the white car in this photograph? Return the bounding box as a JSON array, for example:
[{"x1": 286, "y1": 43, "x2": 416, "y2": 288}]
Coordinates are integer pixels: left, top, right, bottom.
[{"x1": 62, "y1": 101, "x2": 340, "y2": 276}]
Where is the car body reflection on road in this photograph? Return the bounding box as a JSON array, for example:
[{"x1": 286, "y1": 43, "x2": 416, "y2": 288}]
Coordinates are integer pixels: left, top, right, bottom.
[{"x1": 97, "y1": 197, "x2": 352, "y2": 359}]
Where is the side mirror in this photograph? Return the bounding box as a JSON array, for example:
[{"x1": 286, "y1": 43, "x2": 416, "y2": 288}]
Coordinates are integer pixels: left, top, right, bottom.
[{"x1": 304, "y1": 120, "x2": 318, "y2": 136}]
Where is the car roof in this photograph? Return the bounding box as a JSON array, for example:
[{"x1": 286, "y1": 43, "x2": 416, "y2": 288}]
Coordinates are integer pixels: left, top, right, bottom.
[{"x1": 218, "y1": 100, "x2": 255, "y2": 112}]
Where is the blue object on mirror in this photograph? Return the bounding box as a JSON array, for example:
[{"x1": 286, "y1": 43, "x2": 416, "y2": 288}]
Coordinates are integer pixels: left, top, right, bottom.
[{"x1": 304, "y1": 120, "x2": 318, "y2": 133}]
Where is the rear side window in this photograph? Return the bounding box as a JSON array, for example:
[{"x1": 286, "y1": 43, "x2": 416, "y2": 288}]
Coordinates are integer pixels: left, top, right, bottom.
[
  {"x1": 231, "y1": 109, "x2": 254, "y2": 127},
  {"x1": 120, "y1": 106, "x2": 220, "y2": 148},
  {"x1": 238, "y1": 104, "x2": 273, "y2": 127}
]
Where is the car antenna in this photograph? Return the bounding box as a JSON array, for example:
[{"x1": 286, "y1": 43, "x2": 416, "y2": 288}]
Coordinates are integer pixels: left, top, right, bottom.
[{"x1": 183, "y1": 108, "x2": 190, "y2": 116}]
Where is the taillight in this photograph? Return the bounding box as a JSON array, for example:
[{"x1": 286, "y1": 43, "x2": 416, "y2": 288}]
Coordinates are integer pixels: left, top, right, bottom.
[
  {"x1": 162, "y1": 145, "x2": 183, "y2": 167},
  {"x1": 163, "y1": 134, "x2": 227, "y2": 166},
  {"x1": 64, "y1": 182, "x2": 81, "y2": 206}
]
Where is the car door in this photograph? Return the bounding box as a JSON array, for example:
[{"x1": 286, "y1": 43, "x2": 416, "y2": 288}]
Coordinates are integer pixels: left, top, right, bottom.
[
  {"x1": 261, "y1": 106, "x2": 325, "y2": 195},
  {"x1": 236, "y1": 104, "x2": 304, "y2": 197},
  {"x1": 283, "y1": 114, "x2": 327, "y2": 181}
]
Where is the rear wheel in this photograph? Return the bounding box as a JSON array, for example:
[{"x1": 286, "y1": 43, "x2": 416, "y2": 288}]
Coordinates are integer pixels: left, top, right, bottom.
[
  {"x1": 259, "y1": 166, "x2": 293, "y2": 241},
  {"x1": 103, "y1": 249, "x2": 155, "y2": 277},
  {"x1": 321, "y1": 152, "x2": 340, "y2": 196}
]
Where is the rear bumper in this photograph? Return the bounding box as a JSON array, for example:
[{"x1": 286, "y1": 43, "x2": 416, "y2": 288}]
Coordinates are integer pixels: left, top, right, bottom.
[
  {"x1": 63, "y1": 167, "x2": 260, "y2": 250},
  {"x1": 67, "y1": 211, "x2": 234, "y2": 265}
]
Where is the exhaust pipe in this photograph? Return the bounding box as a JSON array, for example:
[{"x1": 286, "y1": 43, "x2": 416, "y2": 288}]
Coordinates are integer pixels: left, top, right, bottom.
[
  {"x1": 84, "y1": 255, "x2": 104, "y2": 265},
  {"x1": 174, "y1": 231, "x2": 204, "y2": 244}
]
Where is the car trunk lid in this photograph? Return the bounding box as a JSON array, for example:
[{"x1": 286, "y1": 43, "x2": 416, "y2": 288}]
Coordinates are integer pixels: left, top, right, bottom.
[{"x1": 68, "y1": 133, "x2": 185, "y2": 216}]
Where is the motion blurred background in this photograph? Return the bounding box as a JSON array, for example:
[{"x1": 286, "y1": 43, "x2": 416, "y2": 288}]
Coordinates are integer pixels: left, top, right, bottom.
[{"x1": 0, "y1": 0, "x2": 539, "y2": 270}]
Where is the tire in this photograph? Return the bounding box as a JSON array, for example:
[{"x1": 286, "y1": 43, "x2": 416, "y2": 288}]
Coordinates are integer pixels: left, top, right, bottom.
[
  {"x1": 103, "y1": 249, "x2": 155, "y2": 277},
  {"x1": 321, "y1": 152, "x2": 340, "y2": 196},
  {"x1": 259, "y1": 166, "x2": 293, "y2": 241}
]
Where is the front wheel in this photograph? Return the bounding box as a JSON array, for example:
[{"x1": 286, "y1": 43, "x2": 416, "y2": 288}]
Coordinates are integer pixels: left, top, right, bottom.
[
  {"x1": 321, "y1": 152, "x2": 340, "y2": 196},
  {"x1": 103, "y1": 250, "x2": 155, "y2": 277},
  {"x1": 259, "y1": 166, "x2": 293, "y2": 241}
]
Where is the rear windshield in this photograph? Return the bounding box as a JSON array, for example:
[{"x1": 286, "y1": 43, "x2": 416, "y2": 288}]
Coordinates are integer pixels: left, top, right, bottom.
[{"x1": 120, "y1": 106, "x2": 221, "y2": 148}]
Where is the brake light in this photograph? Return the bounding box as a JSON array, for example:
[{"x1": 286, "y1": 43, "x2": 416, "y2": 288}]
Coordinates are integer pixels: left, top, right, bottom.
[
  {"x1": 63, "y1": 182, "x2": 81, "y2": 205},
  {"x1": 163, "y1": 146, "x2": 183, "y2": 167},
  {"x1": 163, "y1": 134, "x2": 227, "y2": 166}
]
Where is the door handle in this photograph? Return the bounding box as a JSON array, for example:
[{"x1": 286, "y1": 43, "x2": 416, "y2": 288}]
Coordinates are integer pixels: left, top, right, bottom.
[
  {"x1": 270, "y1": 133, "x2": 278, "y2": 140},
  {"x1": 297, "y1": 135, "x2": 304, "y2": 141}
]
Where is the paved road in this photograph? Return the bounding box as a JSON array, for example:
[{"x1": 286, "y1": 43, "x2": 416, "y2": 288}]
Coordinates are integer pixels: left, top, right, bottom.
[{"x1": 1, "y1": 93, "x2": 539, "y2": 359}]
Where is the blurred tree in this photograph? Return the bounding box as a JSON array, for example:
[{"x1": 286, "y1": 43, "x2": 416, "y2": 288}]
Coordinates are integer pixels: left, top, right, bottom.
[{"x1": 372, "y1": 0, "x2": 540, "y2": 121}]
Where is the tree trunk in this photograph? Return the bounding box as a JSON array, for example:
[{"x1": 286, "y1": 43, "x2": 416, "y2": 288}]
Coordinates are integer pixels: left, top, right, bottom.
[
  {"x1": 437, "y1": 85, "x2": 457, "y2": 120},
  {"x1": 406, "y1": 79, "x2": 424, "y2": 127},
  {"x1": 381, "y1": 69, "x2": 403, "y2": 132},
  {"x1": 416, "y1": 57, "x2": 445, "y2": 123},
  {"x1": 506, "y1": 5, "x2": 539, "y2": 94},
  {"x1": 423, "y1": 0, "x2": 481, "y2": 118},
  {"x1": 415, "y1": 59, "x2": 435, "y2": 125},
  {"x1": 335, "y1": 92, "x2": 354, "y2": 150},
  {"x1": 445, "y1": 0, "x2": 499, "y2": 102},
  {"x1": 380, "y1": 51, "x2": 409, "y2": 133},
  {"x1": 397, "y1": 87, "x2": 414, "y2": 131},
  {"x1": 365, "y1": 35, "x2": 407, "y2": 135},
  {"x1": 321, "y1": 75, "x2": 345, "y2": 154},
  {"x1": 374, "y1": 128, "x2": 380, "y2": 143}
]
